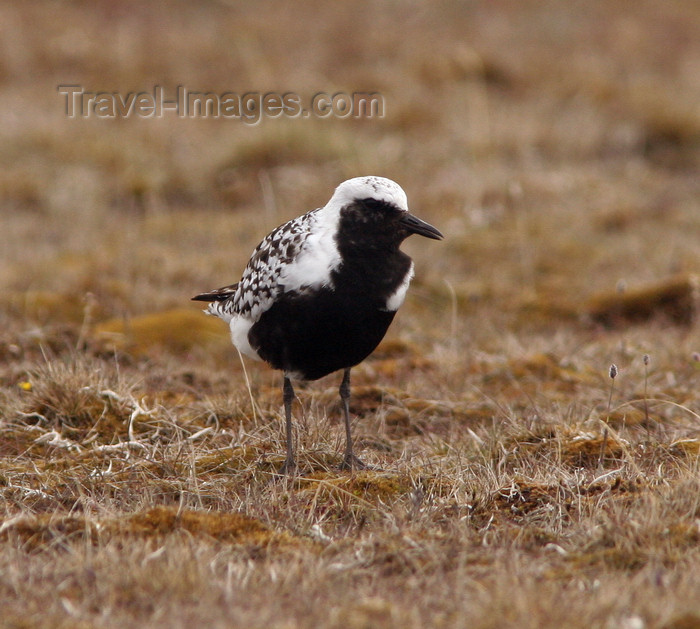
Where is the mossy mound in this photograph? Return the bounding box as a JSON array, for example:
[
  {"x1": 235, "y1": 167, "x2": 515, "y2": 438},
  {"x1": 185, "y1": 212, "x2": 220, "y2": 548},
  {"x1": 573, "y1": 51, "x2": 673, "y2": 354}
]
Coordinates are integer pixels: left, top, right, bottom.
[
  {"x1": 587, "y1": 274, "x2": 698, "y2": 327},
  {"x1": 1, "y1": 506, "x2": 302, "y2": 551},
  {"x1": 93, "y1": 308, "x2": 229, "y2": 355}
]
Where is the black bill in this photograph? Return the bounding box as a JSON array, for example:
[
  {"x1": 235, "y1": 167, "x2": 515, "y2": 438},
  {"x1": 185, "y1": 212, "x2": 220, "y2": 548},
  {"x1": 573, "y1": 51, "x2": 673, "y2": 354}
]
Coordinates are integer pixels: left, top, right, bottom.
[{"x1": 400, "y1": 212, "x2": 444, "y2": 240}]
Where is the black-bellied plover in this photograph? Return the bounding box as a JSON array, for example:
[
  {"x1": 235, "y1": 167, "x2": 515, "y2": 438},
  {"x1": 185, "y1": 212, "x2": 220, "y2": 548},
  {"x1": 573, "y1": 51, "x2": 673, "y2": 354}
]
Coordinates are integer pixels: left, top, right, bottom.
[{"x1": 193, "y1": 176, "x2": 443, "y2": 472}]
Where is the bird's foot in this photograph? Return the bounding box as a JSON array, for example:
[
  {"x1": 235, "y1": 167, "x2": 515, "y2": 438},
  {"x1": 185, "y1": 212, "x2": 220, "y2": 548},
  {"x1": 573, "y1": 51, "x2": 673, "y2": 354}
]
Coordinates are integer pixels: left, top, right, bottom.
[
  {"x1": 276, "y1": 456, "x2": 297, "y2": 476},
  {"x1": 339, "y1": 453, "x2": 374, "y2": 471}
]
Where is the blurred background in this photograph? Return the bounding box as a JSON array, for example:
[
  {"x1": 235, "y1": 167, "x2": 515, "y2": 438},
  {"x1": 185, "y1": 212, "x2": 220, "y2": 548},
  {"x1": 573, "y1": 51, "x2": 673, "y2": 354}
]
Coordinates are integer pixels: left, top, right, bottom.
[{"x1": 1, "y1": 0, "x2": 698, "y2": 345}]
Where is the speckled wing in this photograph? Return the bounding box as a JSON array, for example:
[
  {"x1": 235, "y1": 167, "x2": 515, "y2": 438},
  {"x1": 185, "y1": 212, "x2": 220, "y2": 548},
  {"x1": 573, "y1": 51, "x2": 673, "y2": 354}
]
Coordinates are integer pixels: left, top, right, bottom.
[{"x1": 198, "y1": 209, "x2": 321, "y2": 323}]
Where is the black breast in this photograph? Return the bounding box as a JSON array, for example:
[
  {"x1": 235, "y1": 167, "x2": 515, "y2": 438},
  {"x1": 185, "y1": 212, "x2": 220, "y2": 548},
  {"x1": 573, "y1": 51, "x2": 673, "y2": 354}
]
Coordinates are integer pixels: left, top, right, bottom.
[{"x1": 248, "y1": 250, "x2": 412, "y2": 381}]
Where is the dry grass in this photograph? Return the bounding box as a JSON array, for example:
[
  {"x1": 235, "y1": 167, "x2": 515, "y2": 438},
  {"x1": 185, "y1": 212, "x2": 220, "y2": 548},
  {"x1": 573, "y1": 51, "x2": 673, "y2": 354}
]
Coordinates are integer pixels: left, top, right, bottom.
[{"x1": 1, "y1": 1, "x2": 700, "y2": 627}]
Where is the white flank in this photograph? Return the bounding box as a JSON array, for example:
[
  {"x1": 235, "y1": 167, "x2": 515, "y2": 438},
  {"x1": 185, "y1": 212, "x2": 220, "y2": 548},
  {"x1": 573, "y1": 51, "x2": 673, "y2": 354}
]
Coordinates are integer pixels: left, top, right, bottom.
[
  {"x1": 230, "y1": 315, "x2": 261, "y2": 361},
  {"x1": 383, "y1": 261, "x2": 414, "y2": 312},
  {"x1": 279, "y1": 210, "x2": 341, "y2": 293}
]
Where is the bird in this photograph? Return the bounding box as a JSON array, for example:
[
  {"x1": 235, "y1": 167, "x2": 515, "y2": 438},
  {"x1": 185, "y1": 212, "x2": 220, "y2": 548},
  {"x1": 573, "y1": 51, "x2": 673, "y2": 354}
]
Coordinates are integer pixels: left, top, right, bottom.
[{"x1": 192, "y1": 176, "x2": 443, "y2": 473}]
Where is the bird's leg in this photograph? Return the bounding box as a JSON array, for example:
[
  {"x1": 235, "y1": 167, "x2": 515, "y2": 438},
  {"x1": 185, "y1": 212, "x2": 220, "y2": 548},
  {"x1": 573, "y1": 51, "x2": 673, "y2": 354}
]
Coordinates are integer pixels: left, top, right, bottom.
[
  {"x1": 278, "y1": 376, "x2": 296, "y2": 474},
  {"x1": 339, "y1": 368, "x2": 367, "y2": 470}
]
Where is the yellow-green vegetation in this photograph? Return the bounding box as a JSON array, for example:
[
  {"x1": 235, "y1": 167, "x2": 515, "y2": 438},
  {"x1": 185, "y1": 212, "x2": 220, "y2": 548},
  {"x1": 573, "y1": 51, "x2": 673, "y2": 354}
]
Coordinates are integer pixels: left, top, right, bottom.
[{"x1": 1, "y1": 1, "x2": 699, "y2": 628}]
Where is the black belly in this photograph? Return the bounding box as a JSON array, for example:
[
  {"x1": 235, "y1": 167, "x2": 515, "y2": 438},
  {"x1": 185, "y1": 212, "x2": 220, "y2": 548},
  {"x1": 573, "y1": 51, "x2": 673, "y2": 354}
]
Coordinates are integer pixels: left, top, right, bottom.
[{"x1": 248, "y1": 288, "x2": 397, "y2": 381}]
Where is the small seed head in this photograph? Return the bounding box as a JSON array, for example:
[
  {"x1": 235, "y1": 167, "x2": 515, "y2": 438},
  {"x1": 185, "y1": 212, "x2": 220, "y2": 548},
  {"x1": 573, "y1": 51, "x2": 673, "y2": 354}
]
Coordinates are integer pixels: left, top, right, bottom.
[
  {"x1": 643, "y1": 354, "x2": 650, "y2": 366},
  {"x1": 609, "y1": 364, "x2": 618, "y2": 379}
]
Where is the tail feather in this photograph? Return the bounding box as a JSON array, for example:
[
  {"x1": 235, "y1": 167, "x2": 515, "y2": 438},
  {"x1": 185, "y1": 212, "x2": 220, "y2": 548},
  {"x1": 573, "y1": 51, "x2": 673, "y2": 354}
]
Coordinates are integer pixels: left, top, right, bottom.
[{"x1": 192, "y1": 283, "x2": 239, "y2": 302}]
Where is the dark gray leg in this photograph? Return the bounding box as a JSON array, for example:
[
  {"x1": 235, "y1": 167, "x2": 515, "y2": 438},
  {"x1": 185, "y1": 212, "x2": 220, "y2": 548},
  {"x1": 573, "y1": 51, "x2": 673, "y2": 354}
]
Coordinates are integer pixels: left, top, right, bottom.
[
  {"x1": 278, "y1": 376, "x2": 296, "y2": 474},
  {"x1": 339, "y1": 368, "x2": 367, "y2": 470}
]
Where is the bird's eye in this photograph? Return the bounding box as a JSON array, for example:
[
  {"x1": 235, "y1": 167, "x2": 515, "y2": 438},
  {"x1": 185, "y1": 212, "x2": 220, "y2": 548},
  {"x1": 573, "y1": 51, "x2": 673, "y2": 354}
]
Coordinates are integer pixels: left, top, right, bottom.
[{"x1": 360, "y1": 198, "x2": 390, "y2": 212}]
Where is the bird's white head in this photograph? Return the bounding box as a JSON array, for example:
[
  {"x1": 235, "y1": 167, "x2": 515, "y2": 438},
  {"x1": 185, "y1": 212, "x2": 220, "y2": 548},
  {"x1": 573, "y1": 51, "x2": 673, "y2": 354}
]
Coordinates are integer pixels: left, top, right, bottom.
[
  {"x1": 319, "y1": 175, "x2": 443, "y2": 244},
  {"x1": 326, "y1": 176, "x2": 409, "y2": 213}
]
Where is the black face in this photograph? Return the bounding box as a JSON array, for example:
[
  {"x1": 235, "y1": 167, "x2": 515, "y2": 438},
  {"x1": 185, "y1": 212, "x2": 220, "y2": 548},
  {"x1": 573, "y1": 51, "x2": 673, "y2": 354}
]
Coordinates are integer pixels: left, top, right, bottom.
[
  {"x1": 337, "y1": 197, "x2": 443, "y2": 254},
  {"x1": 337, "y1": 198, "x2": 410, "y2": 252}
]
